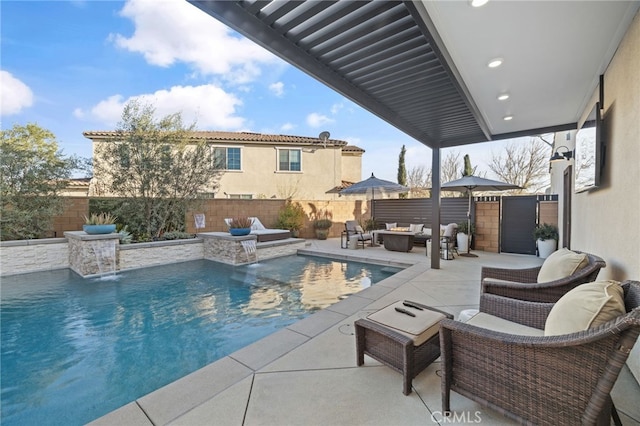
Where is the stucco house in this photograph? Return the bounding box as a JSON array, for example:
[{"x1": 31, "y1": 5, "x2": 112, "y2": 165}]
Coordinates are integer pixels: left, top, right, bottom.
[{"x1": 84, "y1": 130, "x2": 364, "y2": 200}]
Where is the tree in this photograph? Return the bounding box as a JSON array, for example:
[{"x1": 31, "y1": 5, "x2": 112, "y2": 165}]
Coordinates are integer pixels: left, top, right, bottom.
[
  {"x1": 441, "y1": 151, "x2": 462, "y2": 184},
  {"x1": 397, "y1": 145, "x2": 408, "y2": 198},
  {"x1": 462, "y1": 154, "x2": 476, "y2": 177},
  {"x1": 407, "y1": 165, "x2": 431, "y2": 198},
  {"x1": 93, "y1": 100, "x2": 221, "y2": 239},
  {"x1": 488, "y1": 137, "x2": 551, "y2": 193},
  {"x1": 1, "y1": 123, "x2": 77, "y2": 240}
]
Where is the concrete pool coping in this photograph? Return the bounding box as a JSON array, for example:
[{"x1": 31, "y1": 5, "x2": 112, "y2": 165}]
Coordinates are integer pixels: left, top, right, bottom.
[{"x1": 89, "y1": 239, "x2": 640, "y2": 425}]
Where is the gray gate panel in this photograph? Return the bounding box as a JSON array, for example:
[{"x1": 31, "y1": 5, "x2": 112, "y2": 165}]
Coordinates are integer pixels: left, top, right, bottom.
[{"x1": 501, "y1": 196, "x2": 537, "y2": 255}]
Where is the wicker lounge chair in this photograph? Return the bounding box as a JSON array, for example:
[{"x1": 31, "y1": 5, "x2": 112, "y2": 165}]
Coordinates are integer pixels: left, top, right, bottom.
[
  {"x1": 481, "y1": 250, "x2": 606, "y2": 303},
  {"x1": 440, "y1": 280, "x2": 640, "y2": 426}
]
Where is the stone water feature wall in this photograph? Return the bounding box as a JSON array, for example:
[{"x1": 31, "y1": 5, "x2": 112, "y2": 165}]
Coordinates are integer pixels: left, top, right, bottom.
[
  {"x1": 1, "y1": 233, "x2": 305, "y2": 277},
  {"x1": 65, "y1": 231, "x2": 120, "y2": 277},
  {"x1": 199, "y1": 232, "x2": 305, "y2": 265}
]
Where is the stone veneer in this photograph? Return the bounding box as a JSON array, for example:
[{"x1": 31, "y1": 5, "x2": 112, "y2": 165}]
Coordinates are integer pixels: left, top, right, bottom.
[
  {"x1": 119, "y1": 238, "x2": 204, "y2": 270},
  {"x1": 0, "y1": 238, "x2": 70, "y2": 275},
  {"x1": 199, "y1": 232, "x2": 305, "y2": 265},
  {"x1": 1, "y1": 233, "x2": 305, "y2": 277},
  {"x1": 65, "y1": 231, "x2": 121, "y2": 277}
]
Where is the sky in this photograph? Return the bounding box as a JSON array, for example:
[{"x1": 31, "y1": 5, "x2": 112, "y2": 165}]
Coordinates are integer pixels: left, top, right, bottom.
[{"x1": 1, "y1": 0, "x2": 527, "y2": 183}]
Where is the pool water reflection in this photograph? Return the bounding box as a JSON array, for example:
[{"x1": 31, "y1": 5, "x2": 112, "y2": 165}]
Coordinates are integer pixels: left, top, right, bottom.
[{"x1": 1, "y1": 255, "x2": 401, "y2": 426}]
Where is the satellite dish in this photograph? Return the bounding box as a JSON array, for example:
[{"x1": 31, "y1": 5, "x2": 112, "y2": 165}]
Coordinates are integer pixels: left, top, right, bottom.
[{"x1": 318, "y1": 131, "x2": 330, "y2": 148}]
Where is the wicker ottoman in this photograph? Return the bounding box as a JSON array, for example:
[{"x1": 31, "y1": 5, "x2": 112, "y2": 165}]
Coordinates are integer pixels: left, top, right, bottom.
[{"x1": 355, "y1": 301, "x2": 453, "y2": 395}]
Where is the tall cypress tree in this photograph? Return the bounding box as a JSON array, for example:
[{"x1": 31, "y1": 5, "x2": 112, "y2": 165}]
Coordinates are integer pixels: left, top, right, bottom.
[
  {"x1": 397, "y1": 145, "x2": 407, "y2": 198},
  {"x1": 462, "y1": 154, "x2": 476, "y2": 177}
]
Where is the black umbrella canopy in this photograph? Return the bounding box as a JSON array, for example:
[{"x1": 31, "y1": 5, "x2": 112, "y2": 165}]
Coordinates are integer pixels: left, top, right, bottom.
[{"x1": 442, "y1": 175, "x2": 520, "y2": 256}]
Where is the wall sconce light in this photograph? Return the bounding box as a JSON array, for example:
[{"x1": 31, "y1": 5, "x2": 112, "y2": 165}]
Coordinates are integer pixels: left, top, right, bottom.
[{"x1": 550, "y1": 145, "x2": 574, "y2": 162}]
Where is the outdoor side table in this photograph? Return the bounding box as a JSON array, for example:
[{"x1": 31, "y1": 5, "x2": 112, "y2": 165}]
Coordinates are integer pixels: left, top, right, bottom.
[{"x1": 355, "y1": 301, "x2": 453, "y2": 395}]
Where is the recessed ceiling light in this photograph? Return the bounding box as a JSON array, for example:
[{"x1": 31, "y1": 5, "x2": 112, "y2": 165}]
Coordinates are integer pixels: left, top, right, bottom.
[
  {"x1": 497, "y1": 93, "x2": 510, "y2": 101},
  {"x1": 503, "y1": 115, "x2": 514, "y2": 121},
  {"x1": 487, "y1": 58, "x2": 503, "y2": 68},
  {"x1": 470, "y1": 0, "x2": 489, "y2": 7}
]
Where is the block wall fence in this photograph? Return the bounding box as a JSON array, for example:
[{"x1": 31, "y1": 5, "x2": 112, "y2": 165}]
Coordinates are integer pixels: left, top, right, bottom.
[{"x1": 48, "y1": 197, "x2": 557, "y2": 253}]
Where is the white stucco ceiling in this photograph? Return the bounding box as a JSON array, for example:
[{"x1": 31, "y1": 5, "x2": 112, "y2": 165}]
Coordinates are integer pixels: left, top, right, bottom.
[{"x1": 422, "y1": 1, "x2": 639, "y2": 135}]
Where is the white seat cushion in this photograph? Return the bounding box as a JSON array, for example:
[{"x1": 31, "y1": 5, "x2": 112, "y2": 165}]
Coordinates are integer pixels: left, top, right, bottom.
[
  {"x1": 385, "y1": 222, "x2": 397, "y2": 230},
  {"x1": 367, "y1": 301, "x2": 446, "y2": 346},
  {"x1": 482, "y1": 277, "x2": 524, "y2": 286},
  {"x1": 467, "y1": 312, "x2": 543, "y2": 336}
]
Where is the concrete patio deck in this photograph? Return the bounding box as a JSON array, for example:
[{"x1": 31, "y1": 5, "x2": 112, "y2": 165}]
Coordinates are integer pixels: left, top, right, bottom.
[{"x1": 90, "y1": 239, "x2": 640, "y2": 425}]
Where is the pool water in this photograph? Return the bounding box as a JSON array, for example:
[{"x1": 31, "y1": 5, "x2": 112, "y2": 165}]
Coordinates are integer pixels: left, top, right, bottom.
[{"x1": 0, "y1": 256, "x2": 401, "y2": 425}]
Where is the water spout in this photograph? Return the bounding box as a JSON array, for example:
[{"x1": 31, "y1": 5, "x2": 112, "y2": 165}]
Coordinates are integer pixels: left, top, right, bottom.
[
  {"x1": 91, "y1": 241, "x2": 117, "y2": 277},
  {"x1": 240, "y1": 240, "x2": 258, "y2": 264}
]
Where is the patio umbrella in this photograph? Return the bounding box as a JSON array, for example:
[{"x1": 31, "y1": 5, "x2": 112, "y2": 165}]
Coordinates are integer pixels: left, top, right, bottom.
[
  {"x1": 340, "y1": 173, "x2": 409, "y2": 217},
  {"x1": 442, "y1": 176, "x2": 520, "y2": 256}
]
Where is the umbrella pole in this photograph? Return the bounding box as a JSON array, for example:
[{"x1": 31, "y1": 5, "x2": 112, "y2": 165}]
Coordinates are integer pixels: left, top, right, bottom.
[{"x1": 459, "y1": 189, "x2": 478, "y2": 257}]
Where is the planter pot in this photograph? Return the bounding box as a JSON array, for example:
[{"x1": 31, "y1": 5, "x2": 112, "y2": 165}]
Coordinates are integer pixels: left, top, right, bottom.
[
  {"x1": 456, "y1": 232, "x2": 470, "y2": 253},
  {"x1": 315, "y1": 229, "x2": 330, "y2": 240},
  {"x1": 229, "y1": 228, "x2": 251, "y2": 236},
  {"x1": 537, "y1": 238, "x2": 557, "y2": 259},
  {"x1": 83, "y1": 224, "x2": 116, "y2": 235}
]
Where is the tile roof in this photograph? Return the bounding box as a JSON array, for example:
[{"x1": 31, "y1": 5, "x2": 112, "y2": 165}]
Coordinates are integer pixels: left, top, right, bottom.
[{"x1": 83, "y1": 130, "x2": 355, "y2": 148}]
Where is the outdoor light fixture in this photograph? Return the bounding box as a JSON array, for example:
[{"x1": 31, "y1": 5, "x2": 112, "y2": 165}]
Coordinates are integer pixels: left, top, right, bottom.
[
  {"x1": 503, "y1": 115, "x2": 513, "y2": 121},
  {"x1": 470, "y1": 0, "x2": 489, "y2": 7},
  {"x1": 550, "y1": 146, "x2": 574, "y2": 162},
  {"x1": 497, "y1": 93, "x2": 510, "y2": 101},
  {"x1": 318, "y1": 131, "x2": 330, "y2": 148},
  {"x1": 487, "y1": 58, "x2": 503, "y2": 68}
]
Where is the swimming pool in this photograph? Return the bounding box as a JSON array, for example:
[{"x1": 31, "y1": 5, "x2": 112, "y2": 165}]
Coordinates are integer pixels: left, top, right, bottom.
[{"x1": 0, "y1": 255, "x2": 401, "y2": 425}]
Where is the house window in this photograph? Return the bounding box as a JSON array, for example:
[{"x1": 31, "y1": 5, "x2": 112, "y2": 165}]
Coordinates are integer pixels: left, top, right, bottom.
[
  {"x1": 278, "y1": 148, "x2": 301, "y2": 171},
  {"x1": 213, "y1": 147, "x2": 241, "y2": 170},
  {"x1": 228, "y1": 194, "x2": 252, "y2": 199}
]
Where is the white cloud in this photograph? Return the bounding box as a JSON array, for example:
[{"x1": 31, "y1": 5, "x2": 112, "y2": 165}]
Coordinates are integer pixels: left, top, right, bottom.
[
  {"x1": 330, "y1": 102, "x2": 344, "y2": 115},
  {"x1": 280, "y1": 122, "x2": 294, "y2": 131},
  {"x1": 0, "y1": 71, "x2": 34, "y2": 115},
  {"x1": 77, "y1": 84, "x2": 245, "y2": 129},
  {"x1": 111, "y1": 0, "x2": 278, "y2": 85},
  {"x1": 306, "y1": 112, "x2": 334, "y2": 128},
  {"x1": 269, "y1": 82, "x2": 284, "y2": 97}
]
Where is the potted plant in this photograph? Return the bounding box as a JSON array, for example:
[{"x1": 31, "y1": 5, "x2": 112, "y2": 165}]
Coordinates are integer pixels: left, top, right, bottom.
[
  {"x1": 313, "y1": 209, "x2": 333, "y2": 240},
  {"x1": 276, "y1": 201, "x2": 305, "y2": 238},
  {"x1": 533, "y1": 223, "x2": 558, "y2": 258},
  {"x1": 456, "y1": 221, "x2": 475, "y2": 253},
  {"x1": 83, "y1": 212, "x2": 117, "y2": 234},
  {"x1": 227, "y1": 217, "x2": 254, "y2": 236}
]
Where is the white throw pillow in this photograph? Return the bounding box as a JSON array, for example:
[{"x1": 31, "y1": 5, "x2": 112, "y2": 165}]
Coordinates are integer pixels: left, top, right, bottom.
[
  {"x1": 537, "y1": 248, "x2": 589, "y2": 283},
  {"x1": 544, "y1": 280, "x2": 625, "y2": 336},
  {"x1": 385, "y1": 222, "x2": 397, "y2": 230},
  {"x1": 409, "y1": 224, "x2": 424, "y2": 233}
]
